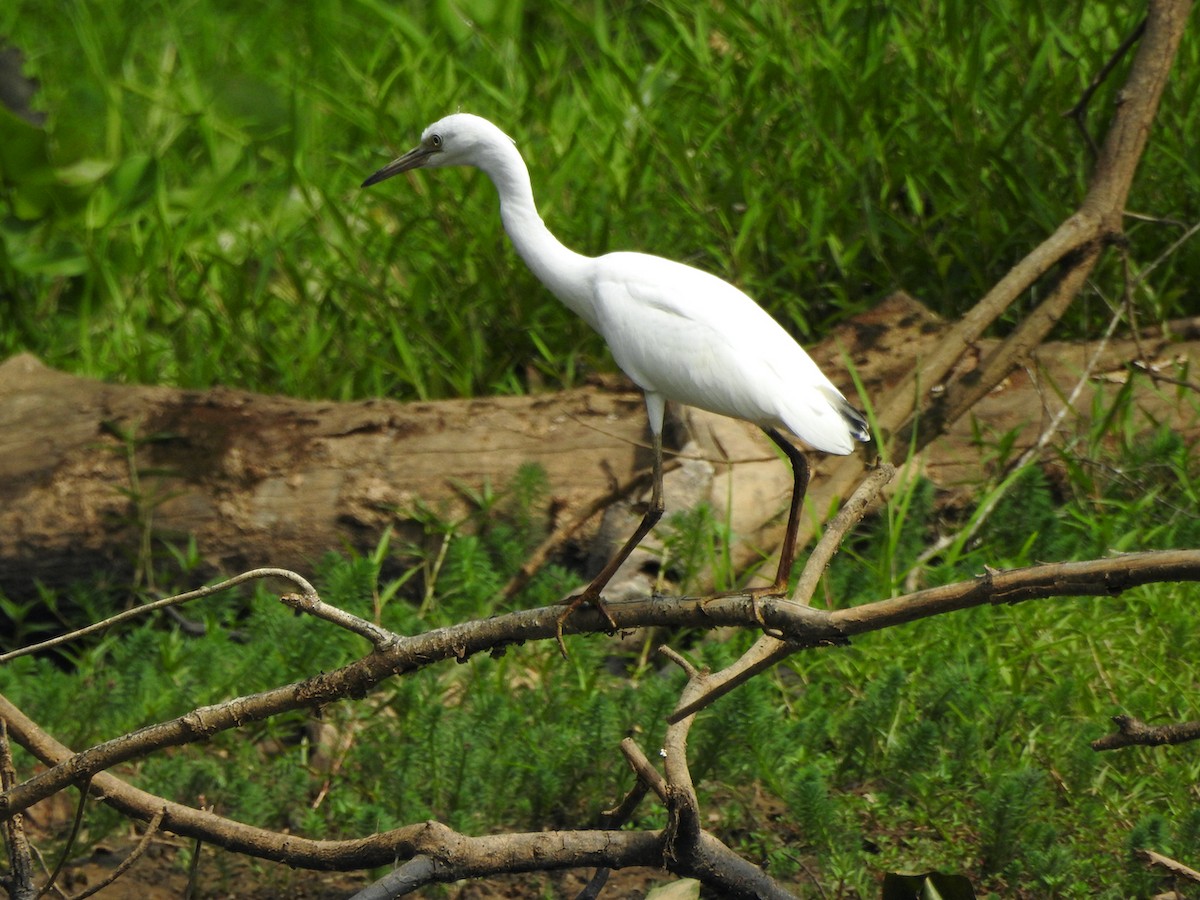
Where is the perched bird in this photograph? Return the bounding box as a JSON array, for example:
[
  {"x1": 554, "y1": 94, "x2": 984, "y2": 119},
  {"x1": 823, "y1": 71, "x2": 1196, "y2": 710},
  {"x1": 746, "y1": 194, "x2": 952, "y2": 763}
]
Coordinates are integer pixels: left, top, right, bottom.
[{"x1": 363, "y1": 113, "x2": 869, "y2": 626}]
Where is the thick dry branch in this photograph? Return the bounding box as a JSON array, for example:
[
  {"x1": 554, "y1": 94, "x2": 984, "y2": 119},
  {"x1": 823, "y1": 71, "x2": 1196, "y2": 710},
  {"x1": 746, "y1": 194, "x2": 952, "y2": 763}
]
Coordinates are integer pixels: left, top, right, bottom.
[
  {"x1": 1091, "y1": 714, "x2": 1200, "y2": 751},
  {"x1": 0, "y1": 699, "x2": 666, "y2": 873},
  {"x1": 2, "y1": 696, "x2": 794, "y2": 896}
]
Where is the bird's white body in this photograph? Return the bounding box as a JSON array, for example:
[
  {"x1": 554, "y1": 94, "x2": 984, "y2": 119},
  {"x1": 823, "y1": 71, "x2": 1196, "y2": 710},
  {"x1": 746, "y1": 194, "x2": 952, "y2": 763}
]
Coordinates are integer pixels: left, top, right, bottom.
[
  {"x1": 364, "y1": 112, "x2": 868, "y2": 456},
  {"x1": 589, "y1": 251, "x2": 860, "y2": 454}
]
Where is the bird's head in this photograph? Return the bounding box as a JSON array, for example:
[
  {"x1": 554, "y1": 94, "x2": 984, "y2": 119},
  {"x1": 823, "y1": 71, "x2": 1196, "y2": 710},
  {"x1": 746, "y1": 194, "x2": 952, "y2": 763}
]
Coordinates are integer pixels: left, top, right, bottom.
[{"x1": 361, "y1": 113, "x2": 516, "y2": 187}]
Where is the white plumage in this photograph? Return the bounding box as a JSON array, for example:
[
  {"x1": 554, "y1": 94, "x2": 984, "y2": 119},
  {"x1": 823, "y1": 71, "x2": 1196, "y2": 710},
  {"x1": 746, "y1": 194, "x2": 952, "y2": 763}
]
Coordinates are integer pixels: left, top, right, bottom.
[{"x1": 364, "y1": 113, "x2": 869, "y2": 620}]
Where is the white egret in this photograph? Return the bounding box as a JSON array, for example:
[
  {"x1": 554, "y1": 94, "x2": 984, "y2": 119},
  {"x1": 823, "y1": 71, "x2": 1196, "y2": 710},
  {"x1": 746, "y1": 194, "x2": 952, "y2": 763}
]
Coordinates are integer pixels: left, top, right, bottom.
[{"x1": 363, "y1": 113, "x2": 870, "y2": 625}]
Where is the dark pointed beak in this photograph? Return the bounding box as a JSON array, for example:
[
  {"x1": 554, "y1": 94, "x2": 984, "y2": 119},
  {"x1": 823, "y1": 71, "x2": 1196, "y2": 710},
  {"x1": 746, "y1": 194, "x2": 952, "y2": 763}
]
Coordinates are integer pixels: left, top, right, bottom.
[{"x1": 361, "y1": 145, "x2": 434, "y2": 188}]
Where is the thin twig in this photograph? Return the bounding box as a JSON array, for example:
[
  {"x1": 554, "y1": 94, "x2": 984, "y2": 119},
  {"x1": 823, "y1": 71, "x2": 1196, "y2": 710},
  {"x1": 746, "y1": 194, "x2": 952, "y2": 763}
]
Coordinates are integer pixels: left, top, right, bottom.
[
  {"x1": 0, "y1": 569, "x2": 311, "y2": 664},
  {"x1": 37, "y1": 776, "x2": 91, "y2": 900},
  {"x1": 68, "y1": 807, "x2": 166, "y2": 900},
  {"x1": 619, "y1": 738, "x2": 669, "y2": 802},
  {"x1": 1064, "y1": 16, "x2": 1147, "y2": 157},
  {"x1": 0, "y1": 568, "x2": 396, "y2": 666},
  {"x1": 182, "y1": 833, "x2": 203, "y2": 900}
]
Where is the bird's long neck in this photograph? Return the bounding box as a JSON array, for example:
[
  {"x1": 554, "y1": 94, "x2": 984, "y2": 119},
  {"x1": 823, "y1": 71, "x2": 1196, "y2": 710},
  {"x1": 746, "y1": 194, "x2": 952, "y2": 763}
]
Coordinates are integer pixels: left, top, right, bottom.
[{"x1": 478, "y1": 143, "x2": 598, "y2": 328}]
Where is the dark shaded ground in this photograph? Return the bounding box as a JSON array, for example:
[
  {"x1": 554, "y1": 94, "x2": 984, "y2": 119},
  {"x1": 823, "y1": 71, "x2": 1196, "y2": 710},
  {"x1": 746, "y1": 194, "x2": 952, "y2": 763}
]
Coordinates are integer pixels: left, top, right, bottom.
[{"x1": 44, "y1": 839, "x2": 682, "y2": 899}]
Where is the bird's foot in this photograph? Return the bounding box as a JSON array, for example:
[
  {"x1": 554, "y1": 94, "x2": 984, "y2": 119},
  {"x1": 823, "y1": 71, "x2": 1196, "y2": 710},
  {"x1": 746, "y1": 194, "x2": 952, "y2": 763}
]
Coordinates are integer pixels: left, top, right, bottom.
[
  {"x1": 701, "y1": 582, "x2": 790, "y2": 629},
  {"x1": 555, "y1": 590, "x2": 618, "y2": 658}
]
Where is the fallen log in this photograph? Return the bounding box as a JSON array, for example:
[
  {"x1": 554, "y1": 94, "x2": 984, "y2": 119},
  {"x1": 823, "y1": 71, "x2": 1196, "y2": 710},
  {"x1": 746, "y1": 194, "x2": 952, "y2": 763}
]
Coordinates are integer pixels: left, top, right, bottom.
[{"x1": 2, "y1": 294, "x2": 1197, "y2": 602}]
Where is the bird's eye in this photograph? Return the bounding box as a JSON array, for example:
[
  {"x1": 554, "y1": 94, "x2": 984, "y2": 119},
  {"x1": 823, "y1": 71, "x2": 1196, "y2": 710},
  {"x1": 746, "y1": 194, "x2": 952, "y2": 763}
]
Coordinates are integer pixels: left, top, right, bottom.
[{"x1": 430, "y1": 133, "x2": 442, "y2": 148}]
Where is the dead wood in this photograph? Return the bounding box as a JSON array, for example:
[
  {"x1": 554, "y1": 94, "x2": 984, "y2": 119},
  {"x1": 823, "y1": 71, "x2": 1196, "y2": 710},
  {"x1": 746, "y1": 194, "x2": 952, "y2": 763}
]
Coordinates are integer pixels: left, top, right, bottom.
[
  {"x1": 3, "y1": 301, "x2": 1198, "y2": 602},
  {"x1": 1092, "y1": 714, "x2": 1200, "y2": 751}
]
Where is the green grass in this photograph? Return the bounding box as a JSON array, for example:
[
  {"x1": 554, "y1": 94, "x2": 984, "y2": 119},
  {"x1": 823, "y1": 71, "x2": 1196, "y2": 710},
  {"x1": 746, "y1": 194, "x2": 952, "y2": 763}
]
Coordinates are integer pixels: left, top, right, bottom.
[{"x1": 2, "y1": 0, "x2": 1198, "y2": 401}]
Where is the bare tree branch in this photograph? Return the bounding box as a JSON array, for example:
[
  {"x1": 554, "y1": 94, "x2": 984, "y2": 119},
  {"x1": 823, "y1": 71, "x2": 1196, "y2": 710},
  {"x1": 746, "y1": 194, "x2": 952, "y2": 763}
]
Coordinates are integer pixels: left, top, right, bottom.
[
  {"x1": 882, "y1": 0, "x2": 1190, "y2": 453},
  {"x1": 68, "y1": 808, "x2": 165, "y2": 900},
  {"x1": 1092, "y1": 714, "x2": 1200, "y2": 751},
  {"x1": 1136, "y1": 848, "x2": 1200, "y2": 884},
  {"x1": 1, "y1": 720, "x2": 36, "y2": 900},
  {"x1": 0, "y1": 568, "x2": 394, "y2": 666},
  {"x1": 0, "y1": 553, "x2": 1197, "y2": 893},
  {"x1": 1064, "y1": 17, "x2": 1148, "y2": 156}
]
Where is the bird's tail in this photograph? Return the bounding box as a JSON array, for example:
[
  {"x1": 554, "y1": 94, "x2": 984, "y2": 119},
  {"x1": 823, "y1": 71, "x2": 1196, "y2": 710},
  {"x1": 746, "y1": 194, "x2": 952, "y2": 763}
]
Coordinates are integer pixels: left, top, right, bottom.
[{"x1": 836, "y1": 396, "x2": 871, "y2": 443}]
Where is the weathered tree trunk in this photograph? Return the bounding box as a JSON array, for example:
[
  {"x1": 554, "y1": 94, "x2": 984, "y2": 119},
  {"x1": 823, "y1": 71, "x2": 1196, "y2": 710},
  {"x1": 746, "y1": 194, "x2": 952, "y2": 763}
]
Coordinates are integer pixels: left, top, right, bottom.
[{"x1": 2, "y1": 294, "x2": 1198, "y2": 601}]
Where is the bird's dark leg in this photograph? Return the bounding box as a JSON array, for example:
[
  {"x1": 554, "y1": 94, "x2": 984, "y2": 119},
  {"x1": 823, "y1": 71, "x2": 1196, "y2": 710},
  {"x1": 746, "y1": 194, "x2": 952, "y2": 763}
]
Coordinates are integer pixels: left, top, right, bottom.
[
  {"x1": 556, "y1": 429, "x2": 665, "y2": 654},
  {"x1": 756, "y1": 427, "x2": 811, "y2": 596}
]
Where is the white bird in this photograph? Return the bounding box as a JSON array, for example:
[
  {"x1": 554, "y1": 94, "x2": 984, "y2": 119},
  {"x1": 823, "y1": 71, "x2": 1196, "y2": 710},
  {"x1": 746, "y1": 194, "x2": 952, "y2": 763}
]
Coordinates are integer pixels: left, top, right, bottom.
[{"x1": 363, "y1": 113, "x2": 869, "y2": 626}]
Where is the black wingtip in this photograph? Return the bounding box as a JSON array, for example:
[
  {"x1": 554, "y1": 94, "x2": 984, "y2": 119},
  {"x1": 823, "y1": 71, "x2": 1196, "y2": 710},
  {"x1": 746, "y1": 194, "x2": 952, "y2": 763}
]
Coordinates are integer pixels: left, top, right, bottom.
[{"x1": 839, "y1": 399, "x2": 871, "y2": 443}]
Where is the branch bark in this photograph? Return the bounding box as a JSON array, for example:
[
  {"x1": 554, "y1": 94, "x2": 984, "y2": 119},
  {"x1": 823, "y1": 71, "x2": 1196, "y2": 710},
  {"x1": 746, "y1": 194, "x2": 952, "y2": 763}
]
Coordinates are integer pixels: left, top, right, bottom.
[
  {"x1": 1091, "y1": 714, "x2": 1200, "y2": 751},
  {"x1": 0, "y1": 721, "x2": 35, "y2": 900},
  {"x1": 1136, "y1": 848, "x2": 1200, "y2": 885}
]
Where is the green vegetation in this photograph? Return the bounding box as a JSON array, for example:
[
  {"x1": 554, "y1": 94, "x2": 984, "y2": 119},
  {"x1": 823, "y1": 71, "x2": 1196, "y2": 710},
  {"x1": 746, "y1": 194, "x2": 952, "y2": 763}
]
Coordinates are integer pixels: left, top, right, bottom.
[
  {"x1": 3, "y1": 0, "x2": 1199, "y2": 897},
  {"x1": 2, "y1": 1, "x2": 1197, "y2": 401}
]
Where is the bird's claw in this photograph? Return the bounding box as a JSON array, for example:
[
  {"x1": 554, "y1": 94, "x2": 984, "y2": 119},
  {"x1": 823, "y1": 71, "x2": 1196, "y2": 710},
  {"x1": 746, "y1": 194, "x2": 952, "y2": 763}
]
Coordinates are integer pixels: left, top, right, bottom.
[{"x1": 555, "y1": 591, "x2": 617, "y2": 658}]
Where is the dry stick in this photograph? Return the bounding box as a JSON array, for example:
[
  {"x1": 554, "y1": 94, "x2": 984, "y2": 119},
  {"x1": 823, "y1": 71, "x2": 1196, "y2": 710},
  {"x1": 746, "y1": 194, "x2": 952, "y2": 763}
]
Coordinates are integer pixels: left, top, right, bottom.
[
  {"x1": 655, "y1": 647, "x2": 798, "y2": 900},
  {"x1": 660, "y1": 648, "x2": 702, "y2": 869},
  {"x1": 1, "y1": 720, "x2": 36, "y2": 900},
  {"x1": 0, "y1": 568, "x2": 393, "y2": 666},
  {"x1": 667, "y1": 464, "x2": 895, "y2": 724},
  {"x1": 1091, "y1": 715, "x2": 1200, "y2": 751},
  {"x1": 1, "y1": 692, "x2": 668, "y2": 876},
  {"x1": 37, "y1": 776, "x2": 92, "y2": 900},
  {"x1": 69, "y1": 807, "x2": 166, "y2": 900},
  {"x1": 619, "y1": 738, "x2": 669, "y2": 801},
  {"x1": 1136, "y1": 849, "x2": 1200, "y2": 884}
]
